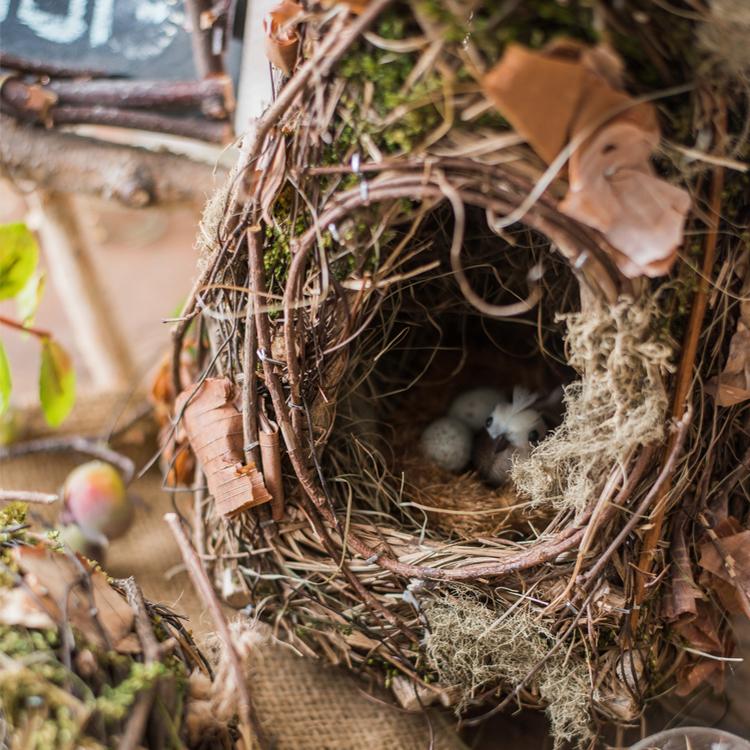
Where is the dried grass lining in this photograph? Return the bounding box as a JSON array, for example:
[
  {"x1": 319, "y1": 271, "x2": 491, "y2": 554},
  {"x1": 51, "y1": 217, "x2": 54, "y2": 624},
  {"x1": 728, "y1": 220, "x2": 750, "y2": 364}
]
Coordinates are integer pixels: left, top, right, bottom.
[{"x1": 166, "y1": 1, "x2": 750, "y2": 746}]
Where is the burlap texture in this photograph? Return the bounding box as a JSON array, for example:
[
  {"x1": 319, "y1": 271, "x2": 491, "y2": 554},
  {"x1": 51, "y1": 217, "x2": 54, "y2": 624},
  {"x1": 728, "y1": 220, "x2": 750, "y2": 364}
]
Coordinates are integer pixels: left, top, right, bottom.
[{"x1": 0, "y1": 394, "x2": 467, "y2": 750}]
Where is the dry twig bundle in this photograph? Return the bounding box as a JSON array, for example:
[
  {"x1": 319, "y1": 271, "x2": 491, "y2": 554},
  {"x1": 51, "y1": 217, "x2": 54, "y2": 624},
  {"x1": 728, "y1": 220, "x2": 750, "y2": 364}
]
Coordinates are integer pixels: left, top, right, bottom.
[{"x1": 0, "y1": 503, "x2": 239, "y2": 749}]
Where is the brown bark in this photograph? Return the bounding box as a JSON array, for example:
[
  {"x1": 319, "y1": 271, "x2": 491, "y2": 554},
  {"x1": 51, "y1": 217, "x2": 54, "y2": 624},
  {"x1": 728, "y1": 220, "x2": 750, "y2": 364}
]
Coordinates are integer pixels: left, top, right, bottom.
[
  {"x1": 1, "y1": 79, "x2": 232, "y2": 142},
  {"x1": 0, "y1": 51, "x2": 111, "y2": 78},
  {"x1": 50, "y1": 105, "x2": 232, "y2": 143},
  {"x1": 46, "y1": 76, "x2": 234, "y2": 114},
  {"x1": 1, "y1": 114, "x2": 227, "y2": 207},
  {"x1": 184, "y1": 0, "x2": 228, "y2": 118}
]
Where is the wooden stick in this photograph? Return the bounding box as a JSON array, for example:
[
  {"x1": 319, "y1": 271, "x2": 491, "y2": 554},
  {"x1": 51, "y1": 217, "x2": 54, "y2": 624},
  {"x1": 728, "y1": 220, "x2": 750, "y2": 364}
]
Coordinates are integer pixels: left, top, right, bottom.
[
  {"x1": 50, "y1": 106, "x2": 232, "y2": 144},
  {"x1": 632, "y1": 157, "x2": 725, "y2": 619},
  {"x1": 118, "y1": 578, "x2": 160, "y2": 750},
  {"x1": 184, "y1": 0, "x2": 229, "y2": 119},
  {"x1": 0, "y1": 490, "x2": 58, "y2": 504},
  {"x1": 185, "y1": 0, "x2": 225, "y2": 76},
  {"x1": 1, "y1": 114, "x2": 227, "y2": 207},
  {"x1": 0, "y1": 52, "x2": 111, "y2": 78},
  {"x1": 164, "y1": 512, "x2": 269, "y2": 750},
  {"x1": 28, "y1": 189, "x2": 135, "y2": 390},
  {"x1": 0, "y1": 435, "x2": 135, "y2": 484},
  {"x1": 46, "y1": 77, "x2": 233, "y2": 114}
]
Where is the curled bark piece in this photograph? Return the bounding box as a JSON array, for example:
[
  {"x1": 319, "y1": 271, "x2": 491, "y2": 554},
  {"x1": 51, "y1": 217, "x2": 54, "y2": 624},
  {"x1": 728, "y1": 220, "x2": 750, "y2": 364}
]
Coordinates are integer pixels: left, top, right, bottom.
[
  {"x1": 560, "y1": 121, "x2": 691, "y2": 277},
  {"x1": 259, "y1": 412, "x2": 285, "y2": 521},
  {"x1": 482, "y1": 41, "x2": 690, "y2": 278},
  {"x1": 707, "y1": 270, "x2": 750, "y2": 405},
  {"x1": 175, "y1": 378, "x2": 271, "y2": 517},
  {"x1": 264, "y1": 1, "x2": 304, "y2": 76}
]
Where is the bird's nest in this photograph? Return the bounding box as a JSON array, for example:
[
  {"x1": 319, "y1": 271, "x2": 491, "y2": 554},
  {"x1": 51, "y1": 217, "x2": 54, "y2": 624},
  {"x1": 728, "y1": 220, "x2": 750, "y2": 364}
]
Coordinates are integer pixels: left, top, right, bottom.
[{"x1": 164, "y1": 1, "x2": 750, "y2": 745}]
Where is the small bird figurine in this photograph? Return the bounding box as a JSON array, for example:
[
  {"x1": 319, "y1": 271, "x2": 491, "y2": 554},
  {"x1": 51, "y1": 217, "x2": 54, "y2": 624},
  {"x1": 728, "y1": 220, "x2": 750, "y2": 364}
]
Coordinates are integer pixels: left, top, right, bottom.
[
  {"x1": 472, "y1": 386, "x2": 548, "y2": 487},
  {"x1": 448, "y1": 387, "x2": 503, "y2": 431}
]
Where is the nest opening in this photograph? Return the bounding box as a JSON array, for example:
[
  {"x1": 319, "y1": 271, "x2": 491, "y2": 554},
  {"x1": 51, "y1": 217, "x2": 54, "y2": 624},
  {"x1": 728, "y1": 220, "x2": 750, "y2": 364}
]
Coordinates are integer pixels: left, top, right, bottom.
[{"x1": 321, "y1": 203, "x2": 578, "y2": 542}]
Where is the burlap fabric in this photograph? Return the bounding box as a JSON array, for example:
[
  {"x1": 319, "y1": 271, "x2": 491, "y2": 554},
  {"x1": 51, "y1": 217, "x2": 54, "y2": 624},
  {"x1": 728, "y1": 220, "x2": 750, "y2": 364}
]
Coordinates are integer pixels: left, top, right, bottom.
[{"x1": 0, "y1": 394, "x2": 467, "y2": 750}]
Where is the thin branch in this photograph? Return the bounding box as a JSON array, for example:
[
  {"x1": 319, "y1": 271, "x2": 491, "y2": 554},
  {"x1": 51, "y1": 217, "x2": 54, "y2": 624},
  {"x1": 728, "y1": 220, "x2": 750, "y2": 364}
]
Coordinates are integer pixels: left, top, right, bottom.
[
  {"x1": 50, "y1": 106, "x2": 232, "y2": 144},
  {"x1": 46, "y1": 77, "x2": 233, "y2": 114},
  {"x1": 164, "y1": 512, "x2": 269, "y2": 750},
  {"x1": 0, "y1": 436, "x2": 135, "y2": 485},
  {"x1": 0, "y1": 490, "x2": 58, "y2": 504},
  {"x1": 0, "y1": 313, "x2": 51, "y2": 339},
  {"x1": 0, "y1": 52, "x2": 111, "y2": 78},
  {"x1": 632, "y1": 114, "x2": 726, "y2": 616},
  {"x1": 1, "y1": 114, "x2": 227, "y2": 207},
  {"x1": 118, "y1": 578, "x2": 161, "y2": 750}
]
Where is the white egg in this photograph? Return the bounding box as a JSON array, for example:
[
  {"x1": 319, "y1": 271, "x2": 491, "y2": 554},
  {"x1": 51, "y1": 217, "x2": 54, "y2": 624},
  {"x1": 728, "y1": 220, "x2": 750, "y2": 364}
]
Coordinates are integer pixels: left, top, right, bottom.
[
  {"x1": 420, "y1": 417, "x2": 472, "y2": 472},
  {"x1": 448, "y1": 388, "x2": 503, "y2": 431}
]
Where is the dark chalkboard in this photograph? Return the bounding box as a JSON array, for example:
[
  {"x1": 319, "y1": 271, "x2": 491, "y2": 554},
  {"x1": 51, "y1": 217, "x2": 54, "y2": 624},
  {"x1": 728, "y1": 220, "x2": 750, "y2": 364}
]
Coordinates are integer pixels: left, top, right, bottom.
[{"x1": 0, "y1": 0, "x2": 241, "y2": 81}]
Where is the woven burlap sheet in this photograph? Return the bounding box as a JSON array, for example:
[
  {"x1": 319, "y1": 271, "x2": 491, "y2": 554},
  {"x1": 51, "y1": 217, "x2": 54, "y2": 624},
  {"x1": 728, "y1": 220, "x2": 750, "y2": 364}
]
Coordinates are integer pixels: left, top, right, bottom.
[{"x1": 0, "y1": 394, "x2": 467, "y2": 750}]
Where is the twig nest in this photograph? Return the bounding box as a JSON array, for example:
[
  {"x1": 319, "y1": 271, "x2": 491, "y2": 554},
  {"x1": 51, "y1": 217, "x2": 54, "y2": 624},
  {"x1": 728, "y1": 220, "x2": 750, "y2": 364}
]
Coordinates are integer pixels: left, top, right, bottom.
[
  {"x1": 448, "y1": 387, "x2": 502, "y2": 430},
  {"x1": 420, "y1": 417, "x2": 472, "y2": 472}
]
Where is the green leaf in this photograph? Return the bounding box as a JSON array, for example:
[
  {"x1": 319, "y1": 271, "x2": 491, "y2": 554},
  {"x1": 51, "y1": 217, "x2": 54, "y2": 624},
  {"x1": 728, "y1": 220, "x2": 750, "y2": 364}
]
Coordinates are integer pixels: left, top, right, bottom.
[
  {"x1": 39, "y1": 339, "x2": 75, "y2": 427},
  {"x1": 16, "y1": 272, "x2": 46, "y2": 327},
  {"x1": 0, "y1": 223, "x2": 39, "y2": 300},
  {"x1": 0, "y1": 340, "x2": 11, "y2": 416}
]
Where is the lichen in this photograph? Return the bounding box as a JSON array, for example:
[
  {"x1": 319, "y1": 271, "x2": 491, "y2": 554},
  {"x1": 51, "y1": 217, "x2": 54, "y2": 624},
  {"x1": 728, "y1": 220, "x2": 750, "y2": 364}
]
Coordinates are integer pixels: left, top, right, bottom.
[{"x1": 424, "y1": 589, "x2": 593, "y2": 748}]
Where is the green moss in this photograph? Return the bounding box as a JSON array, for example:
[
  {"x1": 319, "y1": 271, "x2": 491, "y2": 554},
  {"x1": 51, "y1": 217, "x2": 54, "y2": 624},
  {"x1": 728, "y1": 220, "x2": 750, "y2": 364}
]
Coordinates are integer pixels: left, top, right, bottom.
[
  {"x1": 95, "y1": 660, "x2": 168, "y2": 721},
  {"x1": 1, "y1": 501, "x2": 30, "y2": 585},
  {"x1": 336, "y1": 12, "x2": 444, "y2": 157},
  {"x1": 417, "y1": 0, "x2": 597, "y2": 57}
]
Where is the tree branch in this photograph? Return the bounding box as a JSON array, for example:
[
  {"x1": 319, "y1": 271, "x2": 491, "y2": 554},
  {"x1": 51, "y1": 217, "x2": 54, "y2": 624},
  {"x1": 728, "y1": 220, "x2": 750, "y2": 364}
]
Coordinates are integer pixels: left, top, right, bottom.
[{"x1": 1, "y1": 114, "x2": 227, "y2": 208}]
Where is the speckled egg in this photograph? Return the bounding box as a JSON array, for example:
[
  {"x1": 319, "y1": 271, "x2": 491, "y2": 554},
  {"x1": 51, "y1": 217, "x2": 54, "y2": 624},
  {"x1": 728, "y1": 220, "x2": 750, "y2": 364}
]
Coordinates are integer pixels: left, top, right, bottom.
[
  {"x1": 420, "y1": 416, "x2": 472, "y2": 472},
  {"x1": 448, "y1": 387, "x2": 502, "y2": 431}
]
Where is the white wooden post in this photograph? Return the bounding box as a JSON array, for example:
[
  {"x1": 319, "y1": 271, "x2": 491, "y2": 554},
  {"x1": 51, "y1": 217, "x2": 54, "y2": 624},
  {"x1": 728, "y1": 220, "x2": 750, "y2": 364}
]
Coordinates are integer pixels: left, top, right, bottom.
[{"x1": 27, "y1": 190, "x2": 135, "y2": 390}]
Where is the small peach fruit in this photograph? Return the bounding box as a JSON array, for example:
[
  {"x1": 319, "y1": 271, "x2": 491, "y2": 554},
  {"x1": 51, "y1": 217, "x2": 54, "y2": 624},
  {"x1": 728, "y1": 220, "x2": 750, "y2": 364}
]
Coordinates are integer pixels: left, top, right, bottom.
[{"x1": 63, "y1": 461, "x2": 133, "y2": 542}]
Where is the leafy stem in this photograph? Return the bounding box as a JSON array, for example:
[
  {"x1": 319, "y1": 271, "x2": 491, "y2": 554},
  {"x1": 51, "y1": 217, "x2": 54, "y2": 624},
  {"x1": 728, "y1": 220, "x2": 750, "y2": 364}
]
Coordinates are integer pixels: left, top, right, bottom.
[{"x1": 0, "y1": 313, "x2": 51, "y2": 340}]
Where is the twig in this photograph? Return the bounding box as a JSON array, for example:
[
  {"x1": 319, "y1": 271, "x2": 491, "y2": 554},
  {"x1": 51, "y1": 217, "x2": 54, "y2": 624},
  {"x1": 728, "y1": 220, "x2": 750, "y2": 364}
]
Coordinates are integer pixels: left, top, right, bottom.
[
  {"x1": 632, "y1": 115, "x2": 726, "y2": 617},
  {"x1": 0, "y1": 436, "x2": 135, "y2": 484},
  {"x1": 46, "y1": 77, "x2": 233, "y2": 114},
  {"x1": 0, "y1": 52, "x2": 111, "y2": 78},
  {"x1": 185, "y1": 0, "x2": 226, "y2": 77},
  {"x1": 1, "y1": 114, "x2": 227, "y2": 207},
  {"x1": 582, "y1": 408, "x2": 693, "y2": 589},
  {"x1": 0, "y1": 490, "x2": 58, "y2": 504},
  {"x1": 118, "y1": 578, "x2": 161, "y2": 750},
  {"x1": 50, "y1": 106, "x2": 232, "y2": 144},
  {"x1": 0, "y1": 313, "x2": 51, "y2": 339},
  {"x1": 184, "y1": 0, "x2": 229, "y2": 118},
  {"x1": 164, "y1": 512, "x2": 269, "y2": 750}
]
